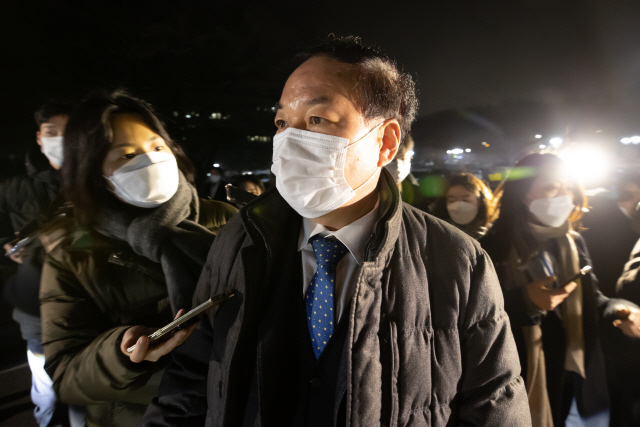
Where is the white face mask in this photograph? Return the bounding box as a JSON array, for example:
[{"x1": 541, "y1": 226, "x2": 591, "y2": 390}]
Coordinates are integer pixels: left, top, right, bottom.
[
  {"x1": 385, "y1": 157, "x2": 412, "y2": 184},
  {"x1": 271, "y1": 126, "x2": 380, "y2": 218},
  {"x1": 447, "y1": 201, "x2": 479, "y2": 225},
  {"x1": 40, "y1": 136, "x2": 64, "y2": 166},
  {"x1": 529, "y1": 195, "x2": 574, "y2": 228},
  {"x1": 106, "y1": 151, "x2": 179, "y2": 208},
  {"x1": 207, "y1": 174, "x2": 222, "y2": 184}
]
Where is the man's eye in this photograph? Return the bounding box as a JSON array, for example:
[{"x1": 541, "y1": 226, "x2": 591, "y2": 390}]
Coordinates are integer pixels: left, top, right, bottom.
[
  {"x1": 310, "y1": 117, "x2": 322, "y2": 125},
  {"x1": 123, "y1": 153, "x2": 136, "y2": 159},
  {"x1": 275, "y1": 120, "x2": 286, "y2": 129}
]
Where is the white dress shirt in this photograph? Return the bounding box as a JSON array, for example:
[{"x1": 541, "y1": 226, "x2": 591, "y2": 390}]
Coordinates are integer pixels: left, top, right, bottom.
[{"x1": 298, "y1": 196, "x2": 381, "y2": 322}]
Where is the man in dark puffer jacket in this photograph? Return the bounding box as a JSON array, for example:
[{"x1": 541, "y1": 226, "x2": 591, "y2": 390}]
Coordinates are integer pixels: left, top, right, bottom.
[
  {"x1": 144, "y1": 36, "x2": 531, "y2": 427},
  {"x1": 1, "y1": 101, "x2": 72, "y2": 427}
]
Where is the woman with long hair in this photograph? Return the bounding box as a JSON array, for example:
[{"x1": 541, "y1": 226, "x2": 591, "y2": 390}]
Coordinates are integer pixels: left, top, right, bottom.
[
  {"x1": 431, "y1": 172, "x2": 496, "y2": 239},
  {"x1": 482, "y1": 153, "x2": 640, "y2": 427},
  {"x1": 39, "y1": 91, "x2": 236, "y2": 426}
]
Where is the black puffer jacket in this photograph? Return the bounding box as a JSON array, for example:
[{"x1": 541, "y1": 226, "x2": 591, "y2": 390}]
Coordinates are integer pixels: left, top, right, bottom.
[
  {"x1": 143, "y1": 171, "x2": 531, "y2": 427},
  {"x1": 0, "y1": 168, "x2": 60, "y2": 246}
]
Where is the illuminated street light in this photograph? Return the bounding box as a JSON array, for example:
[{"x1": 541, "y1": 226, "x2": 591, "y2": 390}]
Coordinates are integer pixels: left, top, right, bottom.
[
  {"x1": 465, "y1": 148, "x2": 471, "y2": 153},
  {"x1": 213, "y1": 163, "x2": 220, "y2": 167},
  {"x1": 535, "y1": 134, "x2": 542, "y2": 139}
]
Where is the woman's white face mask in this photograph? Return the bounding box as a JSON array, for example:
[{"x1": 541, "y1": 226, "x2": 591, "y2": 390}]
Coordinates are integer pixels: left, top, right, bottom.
[
  {"x1": 447, "y1": 201, "x2": 478, "y2": 225},
  {"x1": 271, "y1": 125, "x2": 381, "y2": 218},
  {"x1": 529, "y1": 195, "x2": 575, "y2": 228},
  {"x1": 106, "y1": 151, "x2": 179, "y2": 208}
]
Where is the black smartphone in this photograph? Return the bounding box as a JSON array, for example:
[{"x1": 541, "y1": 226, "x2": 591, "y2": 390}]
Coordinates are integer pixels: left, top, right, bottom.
[
  {"x1": 560, "y1": 265, "x2": 592, "y2": 287},
  {"x1": 126, "y1": 289, "x2": 235, "y2": 353}
]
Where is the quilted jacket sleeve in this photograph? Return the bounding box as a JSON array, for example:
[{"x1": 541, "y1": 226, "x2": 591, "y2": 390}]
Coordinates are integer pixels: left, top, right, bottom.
[
  {"x1": 457, "y1": 250, "x2": 532, "y2": 426},
  {"x1": 40, "y1": 251, "x2": 160, "y2": 405}
]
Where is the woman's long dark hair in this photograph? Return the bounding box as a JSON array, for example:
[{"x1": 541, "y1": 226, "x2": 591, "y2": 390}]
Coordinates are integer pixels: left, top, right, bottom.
[
  {"x1": 62, "y1": 90, "x2": 194, "y2": 226},
  {"x1": 488, "y1": 153, "x2": 587, "y2": 265}
]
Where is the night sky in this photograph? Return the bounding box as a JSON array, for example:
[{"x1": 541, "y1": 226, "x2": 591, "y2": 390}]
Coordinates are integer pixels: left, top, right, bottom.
[{"x1": 3, "y1": 0, "x2": 640, "y2": 172}]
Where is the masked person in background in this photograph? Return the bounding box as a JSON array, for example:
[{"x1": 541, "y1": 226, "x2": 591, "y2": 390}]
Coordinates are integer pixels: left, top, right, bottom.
[
  {"x1": 384, "y1": 134, "x2": 430, "y2": 212},
  {"x1": 198, "y1": 166, "x2": 229, "y2": 203},
  {"x1": 144, "y1": 36, "x2": 529, "y2": 427},
  {"x1": 431, "y1": 172, "x2": 496, "y2": 240},
  {"x1": 482, "y1": 153, "x2": 640, "y2": 427},
  {"x1": 0, "y1": 101, "x2": 72, "y2": 427},
  {"x1": 38, "y1": 91, "x2": 237, "y2": 427}
]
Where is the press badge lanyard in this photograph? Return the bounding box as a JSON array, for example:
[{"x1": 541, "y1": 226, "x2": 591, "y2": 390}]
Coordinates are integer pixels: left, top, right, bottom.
[{"x1": 539, "y1": 253, "x2": 557, "y2": 288}]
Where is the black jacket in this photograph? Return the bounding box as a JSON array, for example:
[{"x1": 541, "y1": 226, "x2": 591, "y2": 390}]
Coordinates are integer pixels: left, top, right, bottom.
[
  {"x1": 0, "y1": 168, "x2": 60, "y2": 246},
  {"x1": 482, "y1": 232, "x2": 627, "y2": 423},
  {"x1": 143, "y1": 171, "x2": 531, "y2": 427},
  {"x1": 582, "y1": 196, "x2": 640, "y2": 297}
]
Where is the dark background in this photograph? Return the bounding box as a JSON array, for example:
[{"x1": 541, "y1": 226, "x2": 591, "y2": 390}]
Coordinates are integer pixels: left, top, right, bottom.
[{"x1": 2, "y1": 0, "x2": 640, "y2": 176}]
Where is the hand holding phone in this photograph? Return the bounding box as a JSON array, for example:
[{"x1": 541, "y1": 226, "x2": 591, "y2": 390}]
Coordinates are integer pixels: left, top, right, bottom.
[
  {"x1": 122, "y1": 290, "x2": 235, "y2": 361},
  {"x1": 560, "y1": 265, "x2": 592, "y2": 287}
]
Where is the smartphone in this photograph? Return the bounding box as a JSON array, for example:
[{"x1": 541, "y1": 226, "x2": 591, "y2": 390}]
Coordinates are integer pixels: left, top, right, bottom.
[
  {"x1": 560, "y1": 265, "x2": 592, "y2": 287},
  {"x1": 126, "y1": 289, "x2": 236, "y2": 354},
  {"x1": 225, "y1": 184, "x2": 258, "y2": 206},
  {"x1": 5, "y1": 236, "x2": 33, "y2": 257}
]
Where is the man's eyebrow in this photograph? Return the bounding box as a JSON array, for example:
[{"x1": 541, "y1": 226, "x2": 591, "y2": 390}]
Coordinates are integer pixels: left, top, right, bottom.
[
  {"x1": 273, "y1": 96, "x2": 331, "y2": 111},
  {"x1": 305, "y1": 96, "x2": 330, "y2": 106}
]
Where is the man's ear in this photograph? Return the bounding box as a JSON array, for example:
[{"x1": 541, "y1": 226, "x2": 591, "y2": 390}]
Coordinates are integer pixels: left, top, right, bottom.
[
  {"x1": 36, "y1": 130, "x2": 42, "y2": 146},
  {"x1": 377, "y1": 120, "x2": 401, "y2": 168}
]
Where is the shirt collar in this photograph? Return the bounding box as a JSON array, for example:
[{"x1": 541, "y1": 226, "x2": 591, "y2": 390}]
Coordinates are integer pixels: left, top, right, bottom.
[{"x1": 297, "y1": 194, "x2": 380, "y2": 264}]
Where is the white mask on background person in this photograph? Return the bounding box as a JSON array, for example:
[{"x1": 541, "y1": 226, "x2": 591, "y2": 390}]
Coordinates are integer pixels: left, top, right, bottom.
[
  {"x1": 447, "y1": 201, "x2": 479, "y2": 225},
  {"x1": 40, "y1": 136, "x2": 64, "y2": 166},
  {"x1": 271, "y1": 125, "x2": 381, "y2": 218},
  {"x1": 106, "y1": 151, "x2": 179, "y2": 208},
  {"x1": 385, "y1": 157, "x2": 411, "y2": 184},
  {"x1": 207, "y1": 174, "x2": 222, "y2": 184},
  {"x1": 529, "y1": 195, "x2": 574, "y2": 228}
]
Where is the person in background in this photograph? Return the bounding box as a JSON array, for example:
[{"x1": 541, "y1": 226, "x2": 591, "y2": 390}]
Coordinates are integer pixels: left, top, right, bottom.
[
  {"x1": 384, "y1": 134, "x2": 430, "y2": 212},
  {"x1": 0, "y1": 101, "x2": 72, "y2": 427},
  {"x1": 198, "y1": 166, "x2": 229, "y2": 202},
  {"x1": 581, "y1": 173, "x2": 640, "y2": 297},
  {"x1": 482, "y1": 153, "x2": 640, "y2": 427},
  {"x1": 39, "y1": 91, "x2": 236, "y2": 427},
  {"x1": 233, "y1": 175, "x2": 265, "y2": 197},
  {"x1": 431, "y1": 172, "x2": 496, "y2": 240},
  {"x1": 144, "y1": 35, "x2": 530, "y2": 427}
]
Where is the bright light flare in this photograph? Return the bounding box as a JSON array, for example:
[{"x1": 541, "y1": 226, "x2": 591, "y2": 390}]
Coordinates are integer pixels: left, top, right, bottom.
[
  {"x1": 535, "y1": 134, "x2": 542, "y2": 139},
  {"x1": 558, "y1": 146, "x2": 611, "y2": 187},
  {"x1": 632, "y1": 136, "x2": 640, "y2": 144},
  {"x1": 213, "y1": 163, "x2": 220, "y2": 167},
  {"x1": 549, "y1": 137, "x2": 563, "y2": 147},
  {"x1": 621, "y1": 138, "x2": 631, "y2": 144}
]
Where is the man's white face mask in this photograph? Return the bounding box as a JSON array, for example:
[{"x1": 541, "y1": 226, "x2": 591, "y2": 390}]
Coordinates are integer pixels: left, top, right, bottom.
[
  {"x1": 106, "y1": 151, "x2": 179, "y2": 208},
  {"x1": 271, "y1": 125, "x2": 381, "y2": 218},
  {"x1": 40, "y1": 136, "x2": 64, "y2": 166}
]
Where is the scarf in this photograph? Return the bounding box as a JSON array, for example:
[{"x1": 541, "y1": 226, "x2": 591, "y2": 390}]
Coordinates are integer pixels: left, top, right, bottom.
[
  {"x1": 503, "y1": 220, "x2": 585, "y2": 427},
  {"x1": 95, "y1": 171, "x2": 215, "y2": 314}
]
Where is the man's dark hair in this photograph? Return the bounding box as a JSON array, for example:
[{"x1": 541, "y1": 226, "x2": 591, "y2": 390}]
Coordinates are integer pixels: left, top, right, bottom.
[
  {"x1": 34, "y1": 101, "x2": 73, "y2": 128},
  {"x1": 296, "y1": 35, "x2": 419, "y2": 143},
  {"x1": 62, "y1": 90, "x2": 195, "y2": 226}
]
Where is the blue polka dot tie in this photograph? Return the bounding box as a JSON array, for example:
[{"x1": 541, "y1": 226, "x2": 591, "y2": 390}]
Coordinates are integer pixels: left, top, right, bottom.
[{"x1": 305, "y1": 235, "x2": 349, "y2": 359}]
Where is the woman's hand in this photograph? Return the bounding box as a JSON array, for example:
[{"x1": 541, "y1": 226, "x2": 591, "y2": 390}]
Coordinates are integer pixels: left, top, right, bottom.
[
  {"x1": 613, "y1": 305, "x2": 640, "y2": 338},
  {"x1": 120, "y1": 309, "x2": 198, "y2": 363},
  {"x1": 3, "y1": 240, "x2": 24, "y2": 264},
  {"x1": 526, "y1": 276, "x2": 577, "y2": 311}
]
